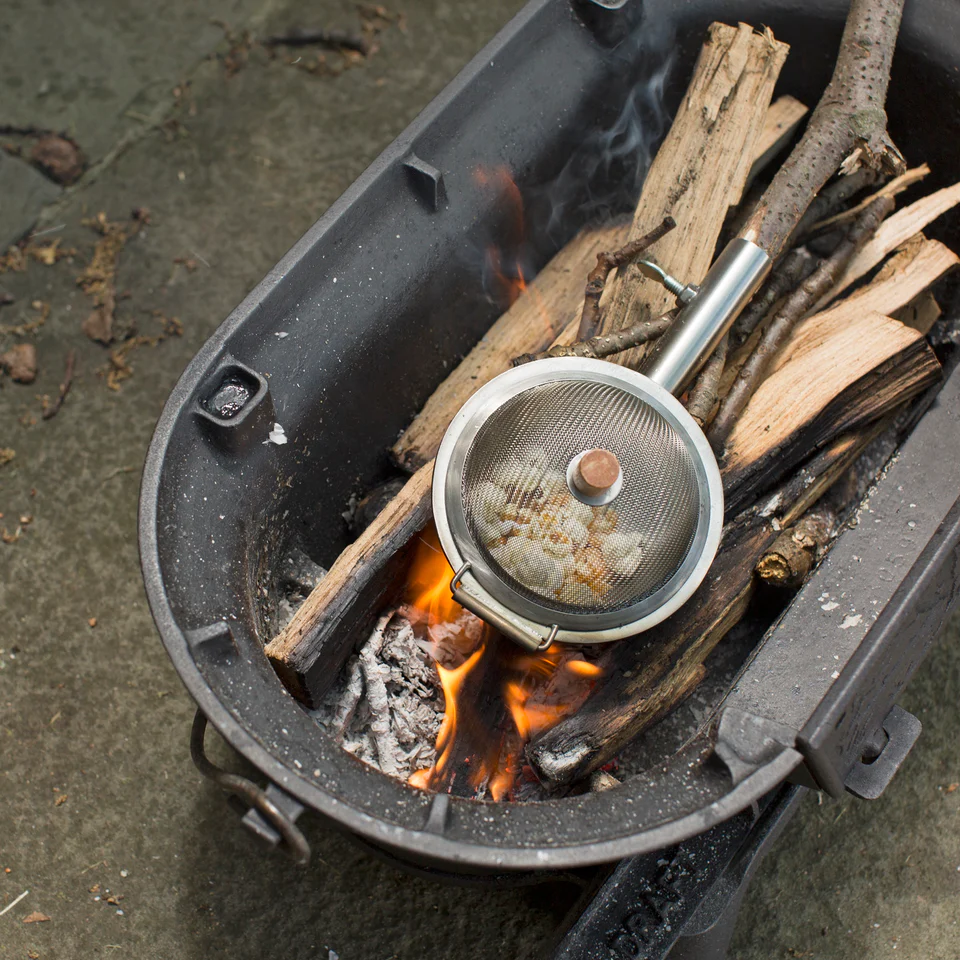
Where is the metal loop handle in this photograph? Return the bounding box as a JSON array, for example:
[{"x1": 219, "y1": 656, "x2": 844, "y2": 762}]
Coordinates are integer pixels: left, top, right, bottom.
[
  {"x1": 451, "y1": 562, "x2": 557, "y2": 652},
  {"x1": 190, "y1": 710, "x2": 311, "y2": 865}
]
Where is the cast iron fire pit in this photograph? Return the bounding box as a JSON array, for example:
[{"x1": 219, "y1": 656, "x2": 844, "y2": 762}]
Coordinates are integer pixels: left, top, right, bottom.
[{"x1": 140, "y1": 0, "x2": 960, "y2": 952}]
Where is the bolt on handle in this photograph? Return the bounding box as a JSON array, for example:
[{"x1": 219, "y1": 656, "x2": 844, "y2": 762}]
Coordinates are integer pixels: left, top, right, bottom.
[{"x1": 636, "y1": 260, "x2": 700, "y2": 305}]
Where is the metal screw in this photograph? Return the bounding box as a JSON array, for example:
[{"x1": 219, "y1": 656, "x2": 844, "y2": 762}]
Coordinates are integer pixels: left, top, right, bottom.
[{"x1": 636, "y1": 260, "x2": 700, "y2": 305}]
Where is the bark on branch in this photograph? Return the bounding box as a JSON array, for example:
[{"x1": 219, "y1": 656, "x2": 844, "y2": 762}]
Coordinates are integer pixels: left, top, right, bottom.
[
  {"x1": 576, "y1": 215, "x2": 676, "y2": 340},
  {"x1": 739, "y1": 0, "x2": 906, "y2": 260},
  {"x1": 513, "y1": 312, "x2": 674, "y2": 366}
]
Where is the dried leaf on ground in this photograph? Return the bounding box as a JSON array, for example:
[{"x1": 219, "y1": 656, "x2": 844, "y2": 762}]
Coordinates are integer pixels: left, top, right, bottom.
[
  {"x1": 30, "y1": 134, "x2": 85, "y2": 185},
  {"x1": 26, "y1": 238, "x2": 75, "y2": 266},
  {"x1": 99, "y1": 314, "x2": 182, "y2": 391},
  {"x1": 0, "y1": 343, "x2": 37, "y2": 383},
  {"x1": 77, "y1": 212, "x2": 144, "y2": 344}
]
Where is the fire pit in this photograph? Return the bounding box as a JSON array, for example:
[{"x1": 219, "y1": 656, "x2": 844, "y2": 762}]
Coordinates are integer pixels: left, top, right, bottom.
[{"x1": 140, "y1": 0, "x2": 960, "y2": 937}]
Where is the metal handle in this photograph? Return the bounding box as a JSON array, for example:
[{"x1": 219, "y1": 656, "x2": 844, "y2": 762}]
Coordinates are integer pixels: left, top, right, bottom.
[
  {"x1": 451, "y1": 562, "x2": 557, "y2": 652},
  {"x1": 641, "y1": 238, "x2": 771, "y2": 395},
  {"x1": 190, "y1": 710, "x2": 311, "y2": 865}
]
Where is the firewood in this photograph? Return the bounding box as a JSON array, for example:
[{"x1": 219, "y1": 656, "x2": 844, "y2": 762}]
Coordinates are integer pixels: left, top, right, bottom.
[
  {"x1": 739, "y1": 0, "x2": 906, "y2": 262},
  {"x1": 390, "y1": 221, "x2": 629, "y2": 473},
  {"x1": 709, "y1": 197, "x2": 896, "y2": 450},
  {"x1": 597, "y1": 23, "x2": 790, "y2": 368},
  {"x1": 722, "y1": 311, "x2": 941, "y2": 512},
  {"x1": 814, "y1": 180, "x2": 960, "y2": 308},
  {"x1": 746, "y1": 95, "x2": 808, "y2": 186},
  {"x1": 808, "y1": 164, "x2": 930, "y2": 234},
  {"x1": 265, "y1": 462, "x2": 433, "y2": 704},
  {"x1": 389, "y1": 94, "x2": 801, "y2": 474},
  {"x1": 720, "y1": 234, "x2": 957, "y2": 404},
  {"x1": 525, "y1": 411, "x2": 908, "y2": 787},
  {"x1": 756, "y1": 510, "x2": 837, "y2": 589}
]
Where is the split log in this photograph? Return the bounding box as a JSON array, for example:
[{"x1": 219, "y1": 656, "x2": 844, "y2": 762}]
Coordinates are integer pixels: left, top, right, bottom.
[
  {"x1": 814, "y1": 180, "x2": 960, "y2": 308},
  {"x1": 709, "y1": 197, "x2": 895, "y2": 450},
  {"x1": 721, "y1": 311, "x2": 942, "y2": 513},
  {"x1": 720, "y1": 234, "x2": 956, "y2": 404},
  {"x1": 746, "y1": 95, "x2": 808, "y2": 186},
  {"x1": 390, "y1": 221, "x2": 629, "y2": 473},
  {"x1": 265, "y1": 463, "x2": 433, "y2": 704},
  {"x1": 596, "y1": 23, "x2": 790, "y2": 368}
]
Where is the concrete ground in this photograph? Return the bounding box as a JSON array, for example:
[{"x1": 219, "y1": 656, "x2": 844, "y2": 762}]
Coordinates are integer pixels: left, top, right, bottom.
[{"x1": 0, "y1": 2, "x2": 957, "y2": 958}]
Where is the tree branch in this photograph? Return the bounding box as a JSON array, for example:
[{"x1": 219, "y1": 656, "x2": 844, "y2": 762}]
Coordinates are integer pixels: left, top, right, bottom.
[
  {"x1": 513, "y1": 311, "x2": 675, "y2": 366},
  {"x1": 740, "y1": 0, "x2": 906, "y2": 260}
]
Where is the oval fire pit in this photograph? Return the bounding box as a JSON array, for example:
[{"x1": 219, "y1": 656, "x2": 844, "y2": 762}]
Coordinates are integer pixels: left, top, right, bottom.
[{"x1": 140, "y1": 0, "x2": 960, "y2": 876}]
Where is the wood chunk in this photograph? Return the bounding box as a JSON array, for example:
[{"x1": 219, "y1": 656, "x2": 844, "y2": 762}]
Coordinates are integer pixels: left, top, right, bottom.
[
  {"x1": 598, "y1": 23, "x2": 790, "y2": 368},
  {"x1": 265, "y1": 463, "x2": 433, "y2": 705},
  {"x1": 390, "y1": 221, "x2": 628, "y2": 472},
  {"x1": 756, "y1": 510, "x2": 836, "y2": 588}
]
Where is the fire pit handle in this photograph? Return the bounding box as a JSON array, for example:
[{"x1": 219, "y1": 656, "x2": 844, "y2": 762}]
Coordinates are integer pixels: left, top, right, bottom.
[{"x1": 189, "y1": 709, "x2": 311, "y2": 865}]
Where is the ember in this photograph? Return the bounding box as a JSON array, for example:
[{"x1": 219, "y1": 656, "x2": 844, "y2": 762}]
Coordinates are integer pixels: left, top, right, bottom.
[{"x1": 403, "y1": 526, "x2": 603, "y2": 801}]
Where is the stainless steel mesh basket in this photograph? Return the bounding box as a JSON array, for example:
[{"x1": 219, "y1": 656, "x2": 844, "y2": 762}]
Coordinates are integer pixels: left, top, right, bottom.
[{"x1": 433, "y1": 358, "x2": 724, "y2": 648}]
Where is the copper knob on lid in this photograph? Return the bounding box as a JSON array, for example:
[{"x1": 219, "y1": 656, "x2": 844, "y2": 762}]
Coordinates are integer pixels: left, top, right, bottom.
[{"x1": 568, "y1": 448, "x2": 623, "y2": 505}]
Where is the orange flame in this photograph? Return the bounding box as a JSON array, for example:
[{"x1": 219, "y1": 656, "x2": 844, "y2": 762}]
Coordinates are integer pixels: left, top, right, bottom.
[
  {"x1": 473, "y1": 165, "x2": 552, "y2": 333},
  {"x1": 405, "y1": 523, "x2": 605, "y2": 801}
]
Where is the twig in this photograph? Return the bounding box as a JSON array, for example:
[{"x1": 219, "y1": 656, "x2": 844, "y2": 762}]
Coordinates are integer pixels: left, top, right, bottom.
[
  {"x1": 576, "y1": 215, "x2": 676, "y2": 340},
  {"x1": 41, "y1": 349, "x2": 75, "y2": 420},
  {"x1": 513, "y1": 311, "x2": 674, "y2": 366},
  {"x1": 264, "y1": 28, "x2": 371, "y2": 56},
  {"x1": 0, "y1": 889, "x2": 29, "y2": 917},
  {"x1": 740, "y1": 0, "x2": 906, "y2": 260},
  {"x1": 729, "y1": 247, "x2": 816, "y2": 345},
  {"x1": 710, "y1": 196, "x2": 894, "y2": 453},
  {"x1": 810, "y1": 165, "x2": 930, "y2": 235},
  {"x1": 685, "y1": 334, "x2": 728, "y2": 428},
  {"x1": 792, "y1": 168, "x2": 879, "y2": 240}
]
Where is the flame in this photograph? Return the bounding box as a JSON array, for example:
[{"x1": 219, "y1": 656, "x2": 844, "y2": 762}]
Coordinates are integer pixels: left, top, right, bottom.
[
  {"x1": 473, "y1": 165, "x2": 553, "y2": 333},
  {"x1": 405, "y1": 523, "x2": 605, "y2": 801}
]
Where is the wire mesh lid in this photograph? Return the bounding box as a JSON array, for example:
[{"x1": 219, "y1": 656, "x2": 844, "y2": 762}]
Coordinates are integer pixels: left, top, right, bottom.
[{"x1": 460, "y1": 377, "x2": 703, "y2": 617}]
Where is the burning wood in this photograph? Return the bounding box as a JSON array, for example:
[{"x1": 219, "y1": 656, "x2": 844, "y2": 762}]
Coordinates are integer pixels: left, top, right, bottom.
[{"x1": 267, "y1": 5, "x2": 960, "y2": 802}]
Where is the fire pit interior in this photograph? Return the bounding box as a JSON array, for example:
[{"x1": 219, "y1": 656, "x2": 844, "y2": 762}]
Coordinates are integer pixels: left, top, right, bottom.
[{"x1": 141, "y1": 0, "x2": 960, "y2": 875}]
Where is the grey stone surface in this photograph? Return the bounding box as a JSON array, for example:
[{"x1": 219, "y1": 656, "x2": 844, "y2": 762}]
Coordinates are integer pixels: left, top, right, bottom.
[
  {"x1": 0, "y1": 152, "x2": 61, "y2": 249},
  {"x1": 0, "y1": 1, "x2": 958, "y2": 959}
]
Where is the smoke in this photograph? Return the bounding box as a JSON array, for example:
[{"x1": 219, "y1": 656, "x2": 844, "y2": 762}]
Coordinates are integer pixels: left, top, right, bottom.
[{"x1": 532, "y1": 21, "x2": 677, "y2": 245}]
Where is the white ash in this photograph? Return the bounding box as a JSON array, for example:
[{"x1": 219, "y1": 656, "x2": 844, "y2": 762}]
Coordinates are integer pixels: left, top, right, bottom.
[{"x1": 312, "y1": 610, "x2": 446, "y2": 780}]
